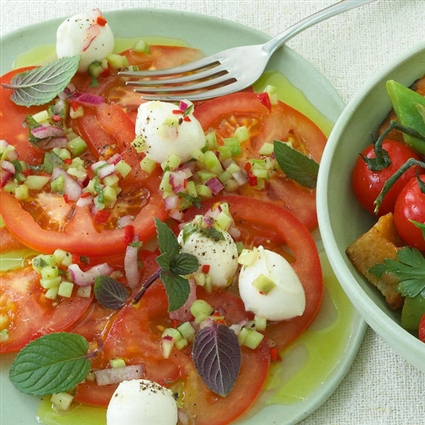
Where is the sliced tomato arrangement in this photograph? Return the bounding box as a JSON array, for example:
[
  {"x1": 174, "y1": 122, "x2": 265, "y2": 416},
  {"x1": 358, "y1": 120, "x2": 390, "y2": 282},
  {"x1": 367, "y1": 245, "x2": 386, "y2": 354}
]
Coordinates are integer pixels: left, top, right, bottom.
[{"x1": 0, "y1": 40, "x2": 326, "y2": 425}]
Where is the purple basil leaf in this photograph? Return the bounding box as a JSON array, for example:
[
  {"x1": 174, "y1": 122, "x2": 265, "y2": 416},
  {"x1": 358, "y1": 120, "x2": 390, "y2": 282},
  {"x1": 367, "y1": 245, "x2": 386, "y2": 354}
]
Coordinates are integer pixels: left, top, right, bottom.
[{"x1": 192, "y1": 323, "x2": 241, "y2": 397}]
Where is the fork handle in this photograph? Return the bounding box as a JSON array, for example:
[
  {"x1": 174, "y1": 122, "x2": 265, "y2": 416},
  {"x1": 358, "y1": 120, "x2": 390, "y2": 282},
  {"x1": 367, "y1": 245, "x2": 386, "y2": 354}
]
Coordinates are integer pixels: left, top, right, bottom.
[{"x1": 263, "y1": 0, "x2": 377, "y2": 56}]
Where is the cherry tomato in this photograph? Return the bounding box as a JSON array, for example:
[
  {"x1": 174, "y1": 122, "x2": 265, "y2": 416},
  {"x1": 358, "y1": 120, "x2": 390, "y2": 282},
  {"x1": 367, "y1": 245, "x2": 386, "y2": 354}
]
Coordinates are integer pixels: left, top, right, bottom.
[
  {"x1": 394, "y1": 174, "x2": 425, "y2": 250},
  {"x1": 352, "y1": 139, "x2": 421, "y2": 216}
]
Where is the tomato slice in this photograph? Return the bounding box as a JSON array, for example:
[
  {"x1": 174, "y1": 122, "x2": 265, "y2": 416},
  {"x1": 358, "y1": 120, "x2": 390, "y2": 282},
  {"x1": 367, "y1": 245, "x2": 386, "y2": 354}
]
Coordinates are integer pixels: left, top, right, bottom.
[
  {"x1": 183, "y1": 195, "x2": 324, "y2": 350},
  {"x1": 194, "y1": 92, "x2": 327, "y2": 231},
  {"x1": 0, "y1": 266, "x2": 93, "y2": 353}
]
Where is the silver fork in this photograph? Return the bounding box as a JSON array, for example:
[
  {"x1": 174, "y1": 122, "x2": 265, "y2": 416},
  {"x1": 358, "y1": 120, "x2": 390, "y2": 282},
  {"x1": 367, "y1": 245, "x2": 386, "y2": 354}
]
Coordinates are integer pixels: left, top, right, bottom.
[{"x1": 120, "y1": 0, "x2": 377, "y2": 101}]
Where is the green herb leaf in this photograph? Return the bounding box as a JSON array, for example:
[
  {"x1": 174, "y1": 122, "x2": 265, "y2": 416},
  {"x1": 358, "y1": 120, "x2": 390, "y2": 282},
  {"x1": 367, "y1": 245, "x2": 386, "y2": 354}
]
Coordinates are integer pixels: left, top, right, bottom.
[
  {"x1": 160, "y1": 272, "x2": 191, "y2": 311},
  {"x1": 192, "y1": 323, "x2": 241, "y2": 397},
  {"x1": 1, "y1": 56, "x2": 80, "y2": 107},
  {"x1": 170, "y1": 252, "x2": 200, "y2": 275},
  {"x1": 9, "y1": 332, "x2": 91, "y2": 396},
  {"x1": 370, "y1": 246, "x2": 425, "y2": 297},
  {"x1": 273, "y1": 140, "x2": 319, "y2": 189},
  {"x1": 94, "y1": 276, "x2": 129, "y2": 310},
  {"x1": 155, "y1": 218, "x2": 180, "y2": 258},
  {"x1": 43, "y1": 151, "x2": 64, "y2": 174}
]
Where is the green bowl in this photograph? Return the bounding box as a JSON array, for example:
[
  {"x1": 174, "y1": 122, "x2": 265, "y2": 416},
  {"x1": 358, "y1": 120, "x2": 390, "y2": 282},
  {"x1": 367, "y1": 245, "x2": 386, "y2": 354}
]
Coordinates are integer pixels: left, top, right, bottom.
[{"x1": 317, "y1": 41, "x2": 425, "y2": 372}]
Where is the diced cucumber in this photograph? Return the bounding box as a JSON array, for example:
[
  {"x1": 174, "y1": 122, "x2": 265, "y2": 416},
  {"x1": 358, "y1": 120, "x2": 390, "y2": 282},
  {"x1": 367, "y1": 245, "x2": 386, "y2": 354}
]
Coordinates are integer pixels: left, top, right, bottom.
[
  {"x1": 238, "y1": 327, "x2": 265, "y2": 349},
  {"x1": 254, "y1": 315, "x2": 267, "y2": 331},
  {"x1": 109, "y1": 358, "x2": 126, "y2": 368},
  {"x1": 252, "y1": 273, "x2": 276, "y2": 295},
  {"x1": 140, "y1": 156, "x2": 157, "y2": 174},
  {"x1": 259, "y1": 142, "x2": 274, "y2": 156},
  {"x1": 115, "y1": 160, "x2": 131, "y2": 179},
  {"x1": 14, "y1": 184, "x2": 29, "y2": 200},
  {"x1": 106, "y1": 53, "x2": 129, "y2": 69},
  {"x1": 41, "y1": 265, "x2": 59, "y2": 280},
  {"x1": 51, "y1": 393, "x2": 74, "y2": 412},
  {"x1": 58, "y1": 281, "x2": 74, "y2": 298},
  {"x1": 24, "y1": 175, "x2": 50, "y2": 190},
  {"x1": 67, "y1": 136, "x2": 87, "y2": 157},
  {"x1": 177, "y1": 322, "x2": 196, "y2": 341},
  {"x1": 77, "y1": 285, "x2": 92, "y2": 298},
  {"x1": 204, "y1": 151, "x2": 223, "y2": 175},
  {"x1": 133, "y1": 39, "x2": 150, "y2": 53},
  {"x1": 40, "y1": 276, "x2": 62, "y2": 289},
  {"x1": 32, "y1": 110, "x2": 49, "y2": 124},
  {"x1": 0, "y1": 329, "x2": 9, "y2": 343},
  {"x1": 190, "y1": 299, "x2": 214, "y2": 323},
  {"x1": 51, "y1": 175, "x2": 65, "y2": 193},
  {"x1": 234, "y1": 125, "x2": 249, "y2": 143},
  {"x1": 161, "y1": 154, "x2": 181, "y2": 171},
  {"x1": 161, "y1": 327, "x2": 183, "y2": 342}
]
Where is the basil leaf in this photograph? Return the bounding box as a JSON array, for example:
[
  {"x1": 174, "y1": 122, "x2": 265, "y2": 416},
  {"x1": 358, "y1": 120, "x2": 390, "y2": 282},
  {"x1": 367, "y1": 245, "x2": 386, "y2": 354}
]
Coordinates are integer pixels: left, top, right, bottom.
[
  {"x1": 192, "y1": 323, "x2": 241, "y2": 397},
  {"x1": 1, "y1": 56, "x2": 80, "y2": 107},
  {"x1": 155, "y1": 218, "x2": 180, "y2": 258},
  {"x1": 273, "y1": 140, "x2": 319, "y2": 189},
  {"x1": 9, "y1": 332, "x2": 91, "y2": 396},
  {"x1": 170, "y1": 252, "x2": 199, "y2": 276},
  {"x1": 160, "y1": 272, "x2": 190, "y2": 311},
  {"x1": 94, "y1": 276, "x2": 129, "y2": 310}
]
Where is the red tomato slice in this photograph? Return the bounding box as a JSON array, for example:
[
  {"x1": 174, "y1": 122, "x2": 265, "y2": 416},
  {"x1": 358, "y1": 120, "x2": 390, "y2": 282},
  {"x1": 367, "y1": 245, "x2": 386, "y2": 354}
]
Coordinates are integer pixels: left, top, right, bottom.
[
  {"x1": 0, "y1": 68, "x2": 45, "y2": 165},
  {"x1": 183, "y1": 195, "x2": 323, "y2": 350},
  {"x1": 0, "y1": 227, "x2": 26, "y2": 253},
  {"x1": 0, "y1": 266, "x2": 92, "y2": 353},
  {"x1": 194, "y1": 92, "x2": 327, "y2": 231}
]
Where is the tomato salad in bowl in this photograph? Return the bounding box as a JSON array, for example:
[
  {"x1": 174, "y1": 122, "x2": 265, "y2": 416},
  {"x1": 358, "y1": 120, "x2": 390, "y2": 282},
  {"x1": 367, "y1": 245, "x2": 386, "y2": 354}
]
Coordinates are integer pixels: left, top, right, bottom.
[{"x1": 0, "y1": 8, "x2": 362, "y2": 425}]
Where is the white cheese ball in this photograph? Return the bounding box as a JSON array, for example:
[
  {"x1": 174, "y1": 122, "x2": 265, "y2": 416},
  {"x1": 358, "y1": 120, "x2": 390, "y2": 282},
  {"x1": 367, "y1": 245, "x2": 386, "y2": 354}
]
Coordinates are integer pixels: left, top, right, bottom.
[
  {"x1": 238, "y1": 246, "x2": 306, "y2": 321},
  {"x1": 56, "y1": 9, "x2": 115, "y2": 72},
  {"x1": 135, "y1": 101, "x2": 206, "y2": 164},
  {"x1": 106, "y1": 379, "x2": 178, "y2": 425},
  {"x1": 178, "y1": 223, "x2": 238, "y2": 288}
]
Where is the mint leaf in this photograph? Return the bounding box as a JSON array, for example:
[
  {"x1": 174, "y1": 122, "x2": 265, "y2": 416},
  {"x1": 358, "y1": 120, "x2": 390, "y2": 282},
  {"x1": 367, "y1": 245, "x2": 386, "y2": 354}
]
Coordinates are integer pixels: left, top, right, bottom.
[
  {"x1": 192, "y1": 323, "x2": 241, "y2": 397},
  {"x1": 273, "y1": 140, "x2": 319, "y2": 189},
  {"x1": 9, "y1": 332, "x2": 91, "y2": 396},
  {"x1": 155, "y1": 218, "x2": 180, "y2": 258},
  {"x1": 160, "y1": 272, "x2": 191, "y2": 311},
  {"x1": 94, "y1": 276, "x2": 129, "y2": 310},
  {"x1": 170, "y1": 252, "x2": 199, "y2": 275},
  {"x1": 370, "y1": 246, "x2": 425, "y2": 297},
  {"x1": 1, "y1": 56, "x2": 80, "y2": 107}
]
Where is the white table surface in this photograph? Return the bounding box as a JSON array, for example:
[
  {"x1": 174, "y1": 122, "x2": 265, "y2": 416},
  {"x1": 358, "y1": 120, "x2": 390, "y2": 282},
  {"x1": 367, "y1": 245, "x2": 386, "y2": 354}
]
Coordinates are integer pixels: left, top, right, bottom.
[{"x1": 1, "y1": 0, "x2": 425, "y2": 424}]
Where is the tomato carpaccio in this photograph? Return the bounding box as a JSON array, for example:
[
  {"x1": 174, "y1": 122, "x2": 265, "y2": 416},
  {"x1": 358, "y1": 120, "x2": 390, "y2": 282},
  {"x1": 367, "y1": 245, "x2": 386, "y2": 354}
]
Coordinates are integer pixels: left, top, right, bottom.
[{"x1": 0, "y1": 40, "x2": 325, "y2": 425}]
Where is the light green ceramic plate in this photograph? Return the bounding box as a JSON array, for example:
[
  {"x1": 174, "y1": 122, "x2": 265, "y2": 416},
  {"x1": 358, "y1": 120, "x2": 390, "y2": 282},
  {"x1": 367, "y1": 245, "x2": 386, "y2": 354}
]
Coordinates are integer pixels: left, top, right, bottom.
[
  {"x1": 317, "y1": 41, "x2": 425, "y2": 373},
  {"x1": 0, "y1": 9, "x2": 366, "y2": 425}
]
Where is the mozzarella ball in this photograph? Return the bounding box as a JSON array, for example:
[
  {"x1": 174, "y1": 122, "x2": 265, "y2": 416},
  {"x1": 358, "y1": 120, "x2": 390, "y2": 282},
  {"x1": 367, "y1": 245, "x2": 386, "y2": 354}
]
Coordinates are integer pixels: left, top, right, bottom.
[
  {"x1": 135, "y1": 101, "x2": 206, "y2": 164},
  {"x1": 106, "y1": 379, "x2": 178, "y2": 425},
  {"x1": 238, "y1": 246, "x2": 306, "y2": 321},
  {"x1": 56, "y1": 9, "x2": 115, "y2": 72},
  {"x1": 178, "y1": 221, "x2": 238, "y2": 288}
]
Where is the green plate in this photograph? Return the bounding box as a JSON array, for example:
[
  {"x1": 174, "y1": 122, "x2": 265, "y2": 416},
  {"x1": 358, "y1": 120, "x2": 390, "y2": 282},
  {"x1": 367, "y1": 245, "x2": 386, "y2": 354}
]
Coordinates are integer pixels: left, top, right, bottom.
[{"x1": 0, "y1": 8, "x2": 366, "y2": 425}]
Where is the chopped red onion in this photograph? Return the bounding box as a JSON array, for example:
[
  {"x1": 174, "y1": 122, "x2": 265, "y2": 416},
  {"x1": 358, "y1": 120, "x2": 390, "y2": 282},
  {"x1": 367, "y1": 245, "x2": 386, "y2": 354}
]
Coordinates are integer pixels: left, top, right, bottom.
[
  {"x1": 95, "y1": 364, "x2": 145, "y2": 386},
  {"x1": 124, "y1": 237, "x2": 140, "y2": 289},
  {"x1": 205, "y1": 177, "x2": 224, "y2": 195},
  {"x1": 38, "y1": 137, "x2": 68, "y2": 150},
  {"x1": 0, "y1": 169, "x2": 13, "y2": 187},
  {"x1": 76, "y1": 194, "x2": 94, "y2": 208},
  {"x1": 117, "y1": 215, "x2": 135, "y2": 228},
  {"x1": 31, "y1": 124, "x2": 65, "y2": 139},
  {"x1": 1, "y1": 160, "x2": 15, "y2": 174},
  {"x1": 51, "y1": 167, "x2": 82, "y2": 201},
  {"x1": 97, "y1": 163, "x2": 115, "y2": 179},
  {"x1": 164, "y1": 195, "x2": 179, "y2": 211},
  {"x1": 68, "y1": 262, "x2": 114, "y2": 287},
  {"x1": 168, "y1": 209, "x2": 184, "y2": 221},
  {"x1": 107, "y1": 153, "x2": 122, "y2": 165},
  {"x1": 70, "y1": 91, "x2": 104, "y2": 105},
  {"x1": 232, "y1": 170, "x2": 249, "y2": 186}
]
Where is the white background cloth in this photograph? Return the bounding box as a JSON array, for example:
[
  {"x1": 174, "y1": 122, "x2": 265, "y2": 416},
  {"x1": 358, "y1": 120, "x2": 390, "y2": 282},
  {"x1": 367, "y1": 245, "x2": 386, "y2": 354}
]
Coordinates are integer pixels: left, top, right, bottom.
[{"x1": 1, "y1": 0, "x2": 425, "y2": 424}]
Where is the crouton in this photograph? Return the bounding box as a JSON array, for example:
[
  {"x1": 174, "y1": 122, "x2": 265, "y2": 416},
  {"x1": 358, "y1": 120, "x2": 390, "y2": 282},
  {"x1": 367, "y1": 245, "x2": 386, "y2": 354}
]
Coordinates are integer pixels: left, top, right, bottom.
[{"x1": 346, "y1": 213, "x2": 405, "y2": 310}]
